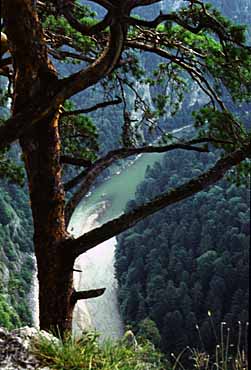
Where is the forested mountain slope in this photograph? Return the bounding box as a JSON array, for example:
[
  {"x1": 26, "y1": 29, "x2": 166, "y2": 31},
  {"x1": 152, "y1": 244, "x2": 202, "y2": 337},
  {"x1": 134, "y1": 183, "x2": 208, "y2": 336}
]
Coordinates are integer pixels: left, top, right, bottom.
[
  {"x1": 115, "y1": 149, "x2": 249, "y2": 356},
  {"x1": 114, "y1": 1, "x2": 250, "y2": 357},
  {"x1": 0, "y1": 0, "x2": 250, "y2": 334},
  {"x1": 0, "y1": 182, "x2": 33, "y2": 328},
  {"x1": 0, "y1": 78, "x2": 34, "y2": 328}
]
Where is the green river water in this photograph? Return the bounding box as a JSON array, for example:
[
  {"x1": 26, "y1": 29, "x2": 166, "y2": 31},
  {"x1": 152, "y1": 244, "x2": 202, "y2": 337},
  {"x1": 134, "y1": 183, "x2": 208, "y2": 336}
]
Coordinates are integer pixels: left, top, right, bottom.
[
  {"x1": 69, "y1": 125, "x2": 191, "y2": 338},
  {"x1": 70, "y1": 125, "x2": 191, "y2": 233}
]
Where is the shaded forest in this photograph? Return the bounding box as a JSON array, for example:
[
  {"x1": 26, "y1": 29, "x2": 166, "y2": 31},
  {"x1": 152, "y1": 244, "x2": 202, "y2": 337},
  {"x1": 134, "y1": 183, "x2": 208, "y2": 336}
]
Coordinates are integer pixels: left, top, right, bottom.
[
  {"x1": 0, "y1": 0, "x2": 250, "y2": 354},
  {"x1": 115, "y1": 149, "x2": 249, "y2": 356}
]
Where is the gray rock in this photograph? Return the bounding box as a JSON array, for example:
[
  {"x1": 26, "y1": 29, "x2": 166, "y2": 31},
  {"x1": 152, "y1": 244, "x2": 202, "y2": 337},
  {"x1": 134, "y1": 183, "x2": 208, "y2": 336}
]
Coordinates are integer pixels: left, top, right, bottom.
[{"x1": 0, "y1": 327, "x2": 56, "y2": 370}]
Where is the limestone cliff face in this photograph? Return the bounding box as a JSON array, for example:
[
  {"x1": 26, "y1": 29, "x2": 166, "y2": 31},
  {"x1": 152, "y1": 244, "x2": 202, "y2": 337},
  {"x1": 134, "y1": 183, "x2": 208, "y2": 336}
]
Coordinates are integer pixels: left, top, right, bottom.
[
  {"x1": 1, "y1": 0, "x2": 250, "y2": 334},
  {"x1": 170, "y1": 0, "x2": 250, "y2": 24},
  {"x1": 28, "y1": 201, "x2": 124, "y2": 339},
  {"x1": 0, "y1": 326, "x2": 56, "y2": 369},
  {"x1": 73, "y1": 238, "x2": 124, "y2": 339},
  {"x1": 69, "y1": 201, "x2": 124, "y2": 340},
  {"x1": 0, "y1": 185, "x2": 34, "y2": 329}
]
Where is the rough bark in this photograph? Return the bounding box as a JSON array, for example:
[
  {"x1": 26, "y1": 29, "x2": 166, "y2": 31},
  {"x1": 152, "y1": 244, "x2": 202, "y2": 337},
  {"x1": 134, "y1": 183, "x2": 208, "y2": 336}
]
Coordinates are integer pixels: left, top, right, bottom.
[
  {"x1": 2, "y1": 0, "x2": 127, "y2": 334},
  {"x1": 1, "y1": 0, "x2": 250, "y2": 337},
  {"x1": 66, "y1": 143, "x2": 250, "y2": 259},
  {"x1": 19, "y1": 111, "x2": 74, "y2": 333},
  {"x1": 3, "y1": 0, "x2": 74, "y2": 333},
  {"x1": 64, "y1": 140, "x2": 210, "y2": 223},
  {"x1": 71, "y1": 288, "x2": 106, "y2": 305}
]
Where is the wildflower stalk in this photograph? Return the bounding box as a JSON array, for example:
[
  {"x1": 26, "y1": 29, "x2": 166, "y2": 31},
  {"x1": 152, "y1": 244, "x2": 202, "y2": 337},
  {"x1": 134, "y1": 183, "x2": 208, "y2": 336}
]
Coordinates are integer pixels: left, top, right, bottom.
[
  {"x1": 220, "y1": 322, "x2": 226, "y2": 370},
  {"x1": 244, "y1": 322, "x2": 249, "y2": 355},
  {"x1": 208, "y1": 311, "x2": 218, "y2": 342},
  {"x1": 225, "y1": 327, "x2": 230, "y2": 368},
  {"x1": 215, "y1": 344, "x2": 220, "y2": 370},
  {"x1": 237, "y1": 321, "x2": 242, "y2": 358},
  {"x1": 196, "y1": 324, "x2": 205, "y2": 352},
  {"x1": 171, "y1": 347, "x2": 189, "y2": 370}
]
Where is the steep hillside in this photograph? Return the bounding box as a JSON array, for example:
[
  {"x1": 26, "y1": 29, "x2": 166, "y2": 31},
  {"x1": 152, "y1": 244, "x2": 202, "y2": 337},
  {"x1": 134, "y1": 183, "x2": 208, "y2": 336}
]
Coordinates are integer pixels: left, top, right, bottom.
[
  {"x1": 0, "y1": 0, "x2": 250, "y2": 333},
  {"x1": 114, "y1": 0, "x2": 250, "y2": 356},
  {"x1": 0, "y1": 181, "x2": 33, "y2": 328},
  {"x1": 115, "y1": 150, "x2": 250, "y2": 356}
]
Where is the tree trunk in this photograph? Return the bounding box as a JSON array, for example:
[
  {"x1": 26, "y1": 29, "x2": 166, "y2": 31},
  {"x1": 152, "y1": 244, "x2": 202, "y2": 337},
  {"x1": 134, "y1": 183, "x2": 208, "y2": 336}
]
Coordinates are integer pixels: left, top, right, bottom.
[
  {"x1": 4, "y1": 0, "x2": 77, "y2": 331},
  {"x1": 19, "y1": 109, "x2": 76, "y2": 333}
]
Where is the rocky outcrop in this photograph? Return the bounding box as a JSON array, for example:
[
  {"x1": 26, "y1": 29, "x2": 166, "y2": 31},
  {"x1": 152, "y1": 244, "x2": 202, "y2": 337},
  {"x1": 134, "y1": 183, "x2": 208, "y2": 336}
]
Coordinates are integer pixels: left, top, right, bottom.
[
  {"x1": 0, "y1": 327, "x2": 53, "y2": 370},
  {"x1": 70, "y1": 201, "x2": 124, "y2": 340},
  {"x1": 73, "y1": 237, "x2": 124, "y2": 340},
  {"x1": 0, "y1": 183, "x2": 34, "y2": 329}
]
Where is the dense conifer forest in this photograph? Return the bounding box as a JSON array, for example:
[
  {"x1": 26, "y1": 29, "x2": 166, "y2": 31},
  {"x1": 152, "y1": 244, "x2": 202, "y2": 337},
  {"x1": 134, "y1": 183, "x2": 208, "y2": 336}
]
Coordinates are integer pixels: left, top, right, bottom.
[
  {"x1": 0, "y1": 1, "x2": 250, "y2": 367},
  {"x1": 115, "y1": 149, "x2": 249, "y2": 357},
  {"x1": 0, "y1": 181, "x2": 33, "y2": 328}
]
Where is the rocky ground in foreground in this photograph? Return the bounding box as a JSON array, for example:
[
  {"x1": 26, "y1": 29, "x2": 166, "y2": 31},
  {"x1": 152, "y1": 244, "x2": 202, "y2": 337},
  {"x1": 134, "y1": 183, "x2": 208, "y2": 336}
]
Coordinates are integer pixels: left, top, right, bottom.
[
  {"x1": 0, "y1": 326, "x2": 165, "y2": 370},
  {"x1": 0, "y1": 327, "x2": 51, "y2": 370}
]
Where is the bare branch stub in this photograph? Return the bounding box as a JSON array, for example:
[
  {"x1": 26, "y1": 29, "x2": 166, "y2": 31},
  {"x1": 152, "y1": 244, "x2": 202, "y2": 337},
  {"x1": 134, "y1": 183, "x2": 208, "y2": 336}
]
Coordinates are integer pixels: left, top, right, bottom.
[
  {"x1": 71, "y1": 288, "x2": 106, "y2": 304},
  {"x1": 64, "y1": 138, "x2": 213, "y2": 223},
  {"x1": 64, "y1": 143, "x2": 249, "y2": 259},
  {"x1": 1, "y1": 0, "x2": 250, "y2": 334},
  {"x1": 57, "y1": 0, "x2": 114, "y2": 36},
  {"x1": 62, "y1": 97, "x2": 122, "y2": 117},
  {"x1": 60, "y1": 155, "x2": 92, "y2": 167}
]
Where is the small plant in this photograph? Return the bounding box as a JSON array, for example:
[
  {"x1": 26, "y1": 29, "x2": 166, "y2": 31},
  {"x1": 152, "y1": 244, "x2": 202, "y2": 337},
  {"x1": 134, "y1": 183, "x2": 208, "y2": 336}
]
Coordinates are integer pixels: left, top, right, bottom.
[
  {"x1": 31, "y1": 315, "x2": 248, "y2": 369},
  {"x1": 170, "y1": 313, "x2": 249, "y2": 370},
  {"x1": 31, "y1": 330, "x2": 168, "y2": 370}
]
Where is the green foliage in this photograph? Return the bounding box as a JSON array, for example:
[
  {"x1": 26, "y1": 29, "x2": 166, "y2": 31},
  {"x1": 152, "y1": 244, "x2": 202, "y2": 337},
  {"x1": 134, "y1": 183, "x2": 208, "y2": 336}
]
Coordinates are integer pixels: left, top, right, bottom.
[
  {"x1": 60, "y1": 100, "x2": 99, "y2": 161},
  {"x1": 138, "y1": 318, "x2": 162, "y2": 348},
  {"x1": 0, "y1": 151, "x2": 24, "y2": 186},
  {"x1": 0, "y1": 193, "x2": 14, "y2": 226},
  {"x1": 32, "y1": 331, "x2": 168, "y2": 370},
  {"x1": 172, "y1": 317, "x2": 249, "y2": 370},
  {"x1": 0, "y1": 182, "x2": 33, "y2": 328},
  {"x1": 115, "y1": 149, "x2": 249, "y2": 358},
  {"x1": 194, "y1": 107, "x2": 247, "y2": 142},
  {"x1": 0, "y1": 294, "x2": 21, "y2": 329},
  {"x1": 42, "y1": 6, "x2": 96, "y2": 59}
]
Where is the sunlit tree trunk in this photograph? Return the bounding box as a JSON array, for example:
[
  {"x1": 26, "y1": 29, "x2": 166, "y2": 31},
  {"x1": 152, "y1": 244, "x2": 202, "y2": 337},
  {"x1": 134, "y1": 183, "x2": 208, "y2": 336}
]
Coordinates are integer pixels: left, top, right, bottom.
[{"x1": 19, "y1": 112, "x2": 75, "y2": 333}]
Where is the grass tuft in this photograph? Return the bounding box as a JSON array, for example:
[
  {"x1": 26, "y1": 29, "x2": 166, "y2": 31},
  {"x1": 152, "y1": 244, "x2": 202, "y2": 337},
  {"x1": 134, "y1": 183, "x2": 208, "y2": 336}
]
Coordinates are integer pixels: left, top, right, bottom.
[
  {"x1": 31, "y1": 317, "x2": 248, "y2": 370},
  {"x1": 171, "y1": 318, "x2": 249, "y2": 370},
  {"x1": 31, "y1": 330, "x2": 168, "y2": 370}
]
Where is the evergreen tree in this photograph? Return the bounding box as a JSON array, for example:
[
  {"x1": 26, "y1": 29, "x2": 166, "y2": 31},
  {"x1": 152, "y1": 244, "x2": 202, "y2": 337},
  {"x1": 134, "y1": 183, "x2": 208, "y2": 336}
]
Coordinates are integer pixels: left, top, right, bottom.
[{"x1": 1, "y1": 0, "x2": 250, "y2": 334}]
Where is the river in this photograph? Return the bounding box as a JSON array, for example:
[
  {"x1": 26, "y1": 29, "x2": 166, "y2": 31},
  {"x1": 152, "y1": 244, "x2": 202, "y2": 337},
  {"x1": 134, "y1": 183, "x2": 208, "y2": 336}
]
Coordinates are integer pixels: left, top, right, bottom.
[{"x1": 69, "y1": 125, "x2": 191, "y2": 340}]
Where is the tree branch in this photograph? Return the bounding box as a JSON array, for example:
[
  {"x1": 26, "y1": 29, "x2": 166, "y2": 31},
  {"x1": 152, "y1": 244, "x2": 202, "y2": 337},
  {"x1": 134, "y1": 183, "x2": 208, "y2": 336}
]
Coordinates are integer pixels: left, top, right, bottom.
[
  {"x1": 126, "y1": 1, "x2": 249, "y2": 48},
  {"x1": 0, "y1": 22, "x2": 125, "y2": 150},
  {"x1": 60, "y1": 155, "x2": 92, "y2": 167},
  {"x1": 64, "y1": 143, "x2": 250, "y2": 259},
  {"x1": 0, "y1": 95, "x2": 62, "y2": 151},
  {"x1": 126, "y1": 2, "x2": 225, "y2": 38},
  {"x1": 57, "y1": 0, "x2": 113, "y2": 36},
  {"x1": 57, "y1": 22, "x2": 125, "y2": 101},
  {"x1": 64, "y1": 139, "x2": 209, "y2": 205},
  {"x1": 71, "y1": 288, "x2": 106, "y2": 304},
  {"x1": 62, "y1": 97, "x2": 122, "y2": 117},
  {"x1": 64, "y1": 136, "x2": 234, "y2": 224},
  {"x1": 126, "y1": 39, "x2": 226, "y2": 111}
]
